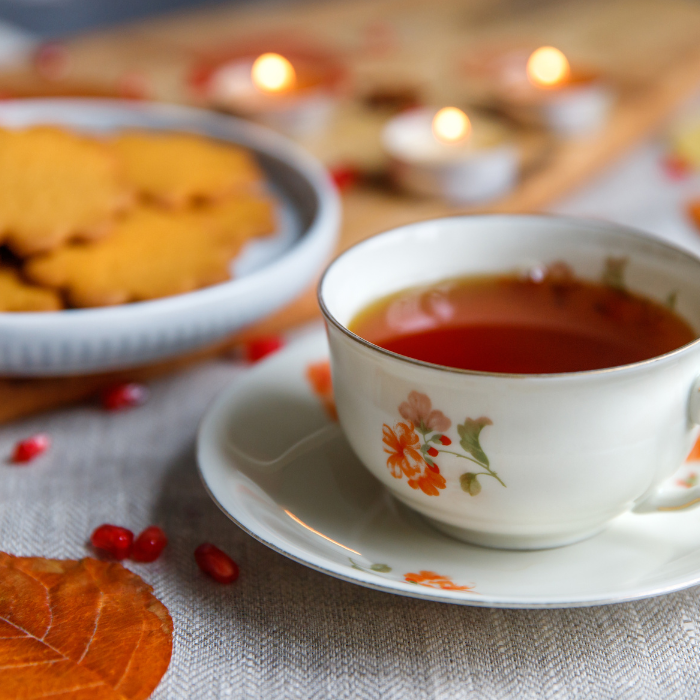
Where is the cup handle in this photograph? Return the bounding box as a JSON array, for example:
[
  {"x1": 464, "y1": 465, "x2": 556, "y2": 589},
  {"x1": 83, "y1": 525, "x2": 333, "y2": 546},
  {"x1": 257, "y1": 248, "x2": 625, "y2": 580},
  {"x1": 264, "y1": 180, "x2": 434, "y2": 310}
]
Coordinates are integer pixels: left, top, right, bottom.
[{"x1": 633, "y1": 376, "x2": 700, "y2": 514}]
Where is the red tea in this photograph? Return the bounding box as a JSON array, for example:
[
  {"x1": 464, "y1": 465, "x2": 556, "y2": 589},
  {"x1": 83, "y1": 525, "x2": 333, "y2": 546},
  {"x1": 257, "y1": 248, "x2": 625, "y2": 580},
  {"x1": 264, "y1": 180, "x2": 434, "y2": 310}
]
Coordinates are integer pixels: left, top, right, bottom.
[{"x1": 348, "y1": 269, "x2": 696, "y2": 374}]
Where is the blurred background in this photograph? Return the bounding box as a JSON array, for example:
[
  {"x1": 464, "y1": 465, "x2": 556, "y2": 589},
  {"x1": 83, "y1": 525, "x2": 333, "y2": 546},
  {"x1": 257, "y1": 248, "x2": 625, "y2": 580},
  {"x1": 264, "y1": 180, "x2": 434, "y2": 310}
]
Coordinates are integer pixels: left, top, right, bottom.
[
  {"x1": 0, "y1": 0, "x2": 228, "y2": 37},
  {"x1": 0, "y1": 0, "x2": 698, "y2": 262},
  {"x1": 0, "y1": 0, "x2": 698, "y2": 307},
  {"x1": 0, "y1": 0, "x2": 697, "y2": 422},
  {"x1": 3, "y1": 0, "x2": 700, "y2": 412}
]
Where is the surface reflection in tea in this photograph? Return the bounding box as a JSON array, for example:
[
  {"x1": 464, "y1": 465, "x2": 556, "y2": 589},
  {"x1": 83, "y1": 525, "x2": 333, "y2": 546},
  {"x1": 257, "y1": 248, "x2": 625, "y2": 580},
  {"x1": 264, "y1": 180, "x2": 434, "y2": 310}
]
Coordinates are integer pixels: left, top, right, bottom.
[{"x1": 349, "y1": 264, "x2": 696, "y2": 374}]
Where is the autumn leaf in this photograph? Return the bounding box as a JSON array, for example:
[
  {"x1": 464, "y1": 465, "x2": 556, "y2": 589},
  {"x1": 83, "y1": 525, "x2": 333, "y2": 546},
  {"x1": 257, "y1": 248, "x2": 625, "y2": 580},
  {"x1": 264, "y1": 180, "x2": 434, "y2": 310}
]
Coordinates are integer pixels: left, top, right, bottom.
[
  {"x1": 687, "y1": 434, "x2": 700, "y2": 462},
  {"x1": 305, "y1": 360, "x2": 337, "y2": 421},
  {"x1": 0, "y1": 552, "x2": 172, "y2": 700},
  {"x1": 457, "y1": 417, "x2": 493, "y2": 467}
]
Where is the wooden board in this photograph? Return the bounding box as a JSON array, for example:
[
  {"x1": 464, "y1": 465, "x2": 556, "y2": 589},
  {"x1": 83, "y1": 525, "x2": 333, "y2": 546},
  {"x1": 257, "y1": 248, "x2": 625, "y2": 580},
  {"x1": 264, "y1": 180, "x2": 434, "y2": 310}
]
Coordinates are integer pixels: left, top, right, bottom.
[{"x1": 2, "y1": 0, "x2": 700, "y2": 423}]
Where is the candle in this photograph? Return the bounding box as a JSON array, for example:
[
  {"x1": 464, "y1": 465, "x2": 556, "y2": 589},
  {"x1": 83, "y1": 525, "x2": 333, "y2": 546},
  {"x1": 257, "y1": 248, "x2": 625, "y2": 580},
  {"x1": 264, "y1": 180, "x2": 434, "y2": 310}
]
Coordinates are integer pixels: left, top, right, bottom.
[
  {"x1": 205, "y1": 51, "x2": 337, "y2": 137},
  {"x1": 251, "y1": 53, "x2": 296, "y2": 93},
  {"x1": 527, "y1": 46, "x2": 570, "y2": 88},
  {"x1": 381, "y1": 107, "x2": 518, "y2": 204},
  {"x1": 500, "y1": 46, "x2": 613, "y2": 137}
]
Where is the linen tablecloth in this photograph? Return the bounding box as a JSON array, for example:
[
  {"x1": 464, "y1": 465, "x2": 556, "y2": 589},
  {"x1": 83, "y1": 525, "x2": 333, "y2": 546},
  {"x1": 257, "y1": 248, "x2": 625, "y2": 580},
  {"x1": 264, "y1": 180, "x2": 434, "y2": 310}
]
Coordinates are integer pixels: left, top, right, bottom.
[{"x1": 3, "y1": 140, "x2": 700, "y2": 699}]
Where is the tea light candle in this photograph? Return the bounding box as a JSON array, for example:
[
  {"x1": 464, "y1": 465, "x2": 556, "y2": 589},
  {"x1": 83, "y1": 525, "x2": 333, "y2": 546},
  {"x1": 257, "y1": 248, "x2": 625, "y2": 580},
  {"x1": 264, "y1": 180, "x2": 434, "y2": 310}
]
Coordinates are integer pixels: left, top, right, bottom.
[
  {"x1": 503, "y1": 46, "x2": 613, "y2": 137},
  {"x1": 381, "y1": 107, "x2": 518, "y2": 204},
  {"x1": 207, "y1": 52, "x2": 336, "y2": 137}
]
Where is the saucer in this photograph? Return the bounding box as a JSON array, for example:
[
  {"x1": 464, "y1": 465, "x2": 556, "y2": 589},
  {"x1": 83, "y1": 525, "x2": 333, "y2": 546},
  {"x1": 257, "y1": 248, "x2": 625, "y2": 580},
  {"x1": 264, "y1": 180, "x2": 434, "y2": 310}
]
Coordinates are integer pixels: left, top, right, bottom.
[{"x1": 197, "y1": 329, "x2": 700, "y2": 608}]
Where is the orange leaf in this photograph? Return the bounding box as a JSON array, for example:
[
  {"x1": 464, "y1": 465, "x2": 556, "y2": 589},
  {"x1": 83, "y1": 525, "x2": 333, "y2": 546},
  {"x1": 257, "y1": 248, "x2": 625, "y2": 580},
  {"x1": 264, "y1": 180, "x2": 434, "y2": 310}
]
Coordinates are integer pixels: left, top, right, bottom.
[
  {"x1": 306, "y1": 360, "x2": 337, "y2": 420},
  {"x1": 688, "y1": 434, "x2": 700, "y2": 462},
  {"x1": 688, "y1": 200, "x2": 700, "y2": 232},
  {"x1": 0, "y1": 552, "x2": 172, "y2": 700}
]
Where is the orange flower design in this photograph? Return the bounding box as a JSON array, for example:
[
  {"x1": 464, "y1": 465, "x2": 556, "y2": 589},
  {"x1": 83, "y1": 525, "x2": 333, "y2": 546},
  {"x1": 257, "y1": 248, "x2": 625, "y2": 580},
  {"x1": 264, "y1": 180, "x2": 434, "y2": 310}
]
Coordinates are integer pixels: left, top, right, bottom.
[
  {"x1": 382, "y1": 421, "x2": 424, "y2": 479},
  {"x1": 399, "y1": 391, "x2": 451, "y2": 433},
  {"x1": 408, "y1": 464, "x2": 446, "y2": 496},
  {"x1": 306, "y1": 360, "x2": 337, "y2": 420},
  {"x1": 383, "y1": 389, "x2": 501, "y2": 499},
  {"x1": 404, "y1": 570, "x2": 476, "y2": 592}
]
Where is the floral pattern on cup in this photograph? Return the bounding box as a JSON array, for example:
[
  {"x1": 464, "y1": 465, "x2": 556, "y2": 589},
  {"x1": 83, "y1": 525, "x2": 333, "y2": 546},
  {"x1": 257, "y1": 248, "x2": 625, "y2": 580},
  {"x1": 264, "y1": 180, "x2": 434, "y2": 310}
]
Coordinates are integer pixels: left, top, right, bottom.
[
  {"x1": 306, "y1": 359, "x2": 337, "y2": 420},
  {"x1": 383, "y1": 391, "x2": 505, "y2": 497},
  {"x1": 404, "y1": 570, "x2": 477, "y2": 592}
]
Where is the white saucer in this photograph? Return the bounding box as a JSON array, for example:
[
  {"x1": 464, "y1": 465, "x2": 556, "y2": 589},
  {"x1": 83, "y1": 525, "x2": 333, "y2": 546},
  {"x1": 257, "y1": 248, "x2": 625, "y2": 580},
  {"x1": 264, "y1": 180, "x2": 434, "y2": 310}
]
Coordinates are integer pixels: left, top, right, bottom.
[{"x1": 197, "y1": 330, "x2": 700, "y2": 608}]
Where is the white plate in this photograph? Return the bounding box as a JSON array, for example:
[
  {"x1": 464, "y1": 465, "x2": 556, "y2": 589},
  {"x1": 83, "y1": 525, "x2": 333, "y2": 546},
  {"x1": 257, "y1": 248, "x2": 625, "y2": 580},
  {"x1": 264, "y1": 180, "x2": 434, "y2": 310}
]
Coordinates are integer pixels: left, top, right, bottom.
[
  {"x1": 197, "y1": 329, "x2": 700, "y2": 608},
  {"x1": 0, "y1": 99, "x2": 340, "y2": 375}
]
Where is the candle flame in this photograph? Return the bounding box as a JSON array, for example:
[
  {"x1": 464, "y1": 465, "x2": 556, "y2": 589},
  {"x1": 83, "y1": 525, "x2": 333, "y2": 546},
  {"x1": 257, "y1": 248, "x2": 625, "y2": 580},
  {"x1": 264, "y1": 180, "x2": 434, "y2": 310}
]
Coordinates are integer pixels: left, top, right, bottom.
[
  {"x1": 432, "y1": 107, "x2": 471, "y2": 144},
  {"x1": 251, "y1": 53, "x2": 296, "y2": 93},
  {"x1": 526, "y1": 46, "x2": 570, "y2": 88}
]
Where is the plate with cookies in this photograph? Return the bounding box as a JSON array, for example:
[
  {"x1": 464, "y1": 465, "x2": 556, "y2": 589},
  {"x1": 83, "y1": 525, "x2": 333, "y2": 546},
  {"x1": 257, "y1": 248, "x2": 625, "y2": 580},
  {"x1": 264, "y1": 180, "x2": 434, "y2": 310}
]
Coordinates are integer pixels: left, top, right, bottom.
[{"x1": 0, "y1": 99, "x2": 339, "y2": 375}]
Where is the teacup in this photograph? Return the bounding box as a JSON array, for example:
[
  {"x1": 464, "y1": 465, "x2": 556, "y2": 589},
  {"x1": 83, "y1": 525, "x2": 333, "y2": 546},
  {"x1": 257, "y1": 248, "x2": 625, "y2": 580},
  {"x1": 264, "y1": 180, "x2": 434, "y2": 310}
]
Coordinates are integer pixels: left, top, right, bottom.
[{"x1": 318, "y1": 215, "x2": 700, "y2": 550}]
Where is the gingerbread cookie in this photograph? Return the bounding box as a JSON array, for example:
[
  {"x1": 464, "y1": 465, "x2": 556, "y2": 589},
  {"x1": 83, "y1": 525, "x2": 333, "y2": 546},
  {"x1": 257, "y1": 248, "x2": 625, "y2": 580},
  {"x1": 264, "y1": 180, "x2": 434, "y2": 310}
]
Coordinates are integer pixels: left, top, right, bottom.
[
  {"x1": 25, "y1": 195, "x2": 276, "y2": 307},
  {"x1": 0, "y1": 127, "x2": 132, "y2": 256},
  {"x1": 199, "y1": 195, "x2": 277, "y2": 253},
  {"x1": 0, "y1": 266, "x2": 62, "y2": 311},
  {"x1": 112, "y1": 131, "x2": 265, "y2": 207}
]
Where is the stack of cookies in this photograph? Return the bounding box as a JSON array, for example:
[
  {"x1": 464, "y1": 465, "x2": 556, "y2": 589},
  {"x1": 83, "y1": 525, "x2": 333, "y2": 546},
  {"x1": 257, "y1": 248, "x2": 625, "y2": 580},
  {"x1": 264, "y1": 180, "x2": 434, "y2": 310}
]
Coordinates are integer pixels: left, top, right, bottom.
[{"x1": 0, "y1": 127, "x2": 277, "y2": 311}]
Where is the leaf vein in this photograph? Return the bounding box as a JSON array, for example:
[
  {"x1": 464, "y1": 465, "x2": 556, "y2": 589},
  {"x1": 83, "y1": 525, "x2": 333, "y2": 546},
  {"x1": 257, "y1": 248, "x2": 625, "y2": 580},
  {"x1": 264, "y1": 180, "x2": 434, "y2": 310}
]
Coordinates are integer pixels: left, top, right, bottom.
[
  {"x1": 77, "y1": 591, "x2": 104, "y2": 664},
  {"x1": 0, "y1": 659, "x2": 63, "y2": 669}
]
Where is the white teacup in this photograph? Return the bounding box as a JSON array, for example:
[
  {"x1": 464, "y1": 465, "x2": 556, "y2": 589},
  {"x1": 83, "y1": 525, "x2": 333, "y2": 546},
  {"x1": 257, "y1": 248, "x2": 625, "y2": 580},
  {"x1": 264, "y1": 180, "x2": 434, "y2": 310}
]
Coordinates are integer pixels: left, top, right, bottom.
[{"x1": 318, "y1": 215, "x2": 700, "y2": 550}]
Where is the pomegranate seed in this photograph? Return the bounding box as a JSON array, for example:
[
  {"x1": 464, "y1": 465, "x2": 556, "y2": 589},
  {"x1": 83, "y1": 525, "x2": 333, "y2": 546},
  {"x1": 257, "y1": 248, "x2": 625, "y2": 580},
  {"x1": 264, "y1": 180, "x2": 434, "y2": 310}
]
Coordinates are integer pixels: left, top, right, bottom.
[
  {"x1": 131, "y1": 526, "x2": 168, "y2": 562},
  {"x1": 194, "y1": 543, "x2": 239, "y2": 584},
  {"x1": 90, "y1": 524, "x2": 134, "y2": 560},
  {"x1": 101, "y1": 383, "x2": 149, "y2": 411},
  {"x1": 244, "y1": 336, "x2": 285, "y2": 363},
  {"x1": 439, "y1": 435, "x2": 452, "y2": 446},
  {"x1": 33, "y1": 42, "x2": 68, "y2": 80},
  {"x1": 330, "y1": 164, "x2": 361, "y2": 192},
  {"x1": 11, "y1": 434, "x2": 50, "y2": 463},
  {"x1": 427, "y1": 446, "x2": 439, "y2": 457}
]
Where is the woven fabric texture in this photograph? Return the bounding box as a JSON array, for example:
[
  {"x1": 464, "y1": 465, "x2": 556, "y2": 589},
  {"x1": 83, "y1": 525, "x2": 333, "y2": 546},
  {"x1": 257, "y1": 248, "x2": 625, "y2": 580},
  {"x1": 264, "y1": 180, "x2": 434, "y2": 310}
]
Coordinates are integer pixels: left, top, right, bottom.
[{"x1": 1, "y1": 359, "x2": 700, "y2": 700}]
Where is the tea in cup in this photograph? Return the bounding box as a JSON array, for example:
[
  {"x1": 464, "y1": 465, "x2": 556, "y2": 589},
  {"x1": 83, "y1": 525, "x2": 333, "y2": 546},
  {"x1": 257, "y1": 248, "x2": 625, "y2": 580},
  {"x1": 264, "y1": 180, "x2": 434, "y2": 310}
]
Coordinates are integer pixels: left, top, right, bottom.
[{"x1": 318, "y1": 215, "x2": 700, "y2": 549}]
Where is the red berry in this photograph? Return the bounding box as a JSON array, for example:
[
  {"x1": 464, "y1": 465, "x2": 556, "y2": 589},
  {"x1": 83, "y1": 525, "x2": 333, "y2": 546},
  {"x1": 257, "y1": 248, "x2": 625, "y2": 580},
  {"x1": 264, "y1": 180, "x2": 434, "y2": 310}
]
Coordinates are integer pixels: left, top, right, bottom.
[
  {"x1": 194, "y1": 543, "x2": 239, "y2": 584},
  {"x1": 439, "y1": 435, "x2": 452, "y2": 445},
  {"x1": 33, "y1": 42, "x2": 68, "y2": 80},
  {"x1": 131, "y1": 526, "x2": 168, "y2": 562},
  {"x1": 427, "y1": 446, "x2": 439, "y2": 457},
  {"x1": 244, "y1": 336, "x2": 284, "y2": 363},
  {"x1": 90, "y1": 524, "x2": 134, "y2": 560},
  {"x1": 101, "y1": 383, "x2": 149, "y2": 411},
  {"x1": 330, "y1": 164, "x2": 361, "y2": 192},
  {"x1": 427, "y1": 463, "x2": 440, "y2": 473},
  {"x1": 11, "y1": 434, "x2": 50, "y2": 463}
]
